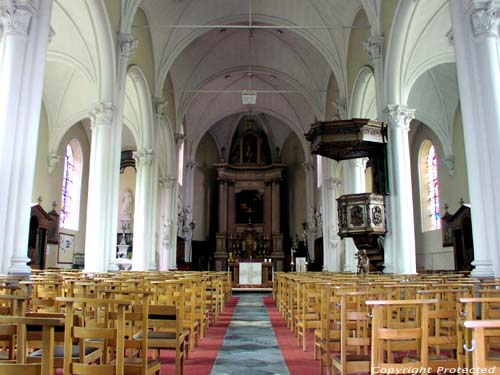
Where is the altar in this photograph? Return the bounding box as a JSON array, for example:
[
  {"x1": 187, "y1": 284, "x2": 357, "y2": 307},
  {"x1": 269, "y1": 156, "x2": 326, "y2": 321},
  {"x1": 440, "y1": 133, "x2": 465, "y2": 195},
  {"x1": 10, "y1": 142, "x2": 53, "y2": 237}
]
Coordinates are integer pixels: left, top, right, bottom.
[{"x1": 229, "y1": 261, "x2": 273, "y2": 287}]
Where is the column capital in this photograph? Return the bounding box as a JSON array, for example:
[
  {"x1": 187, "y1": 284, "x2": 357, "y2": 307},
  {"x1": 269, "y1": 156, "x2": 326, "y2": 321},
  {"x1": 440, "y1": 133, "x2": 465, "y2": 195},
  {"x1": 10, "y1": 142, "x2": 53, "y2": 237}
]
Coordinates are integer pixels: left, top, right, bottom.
[
  {"x1": 325, "y1": 177, "x2": 342, "y2": 190},
  {"x1": 47, "y1": 151, "x2": 60, "y2": 175},
  {"x1": 175, "y1": 132, "x2": 185, "y2": 148},
  {"x1": 471, "y1": 1, "x2": 500, "y2": 38},
  {"x1": 363, "y1": 34, "x2": 384, "y2": 60},
  {"x1": 333, "y1": 97, "x2": 347, "y2": 120},
  {"x1": 89, "y1": 102, "x2": 114, "y2": 130},
  {"x1": 302, "y1": 161, "x2": 315, "y2": 172},
  {"x1": 48, "y1": 25, "x2": 55, "y2": 43},
  {"x1": 159, "y1": 176, "x2": 177, "y2": 189},
  {"x1": 153, "y1": 96, "x2": 167, "y2": 117},
  {"x1": 186, "y1": 160, "x2": 198, "y2": 170},
  {"x1": 117, "y1": 32, "x2": 138, "y2": 58},
  {"x1": 442, "y1": 154, "x2": 455, "y2": 176},
  {"x1": 385, "y1": 105, "x2": 415, "y2": 132},
  {"x1": 0, "y1": 1, "x2": 37, "y2": 37},
  {"x1": 133, "y1": 148, "x2": 154, "y2": 166}
]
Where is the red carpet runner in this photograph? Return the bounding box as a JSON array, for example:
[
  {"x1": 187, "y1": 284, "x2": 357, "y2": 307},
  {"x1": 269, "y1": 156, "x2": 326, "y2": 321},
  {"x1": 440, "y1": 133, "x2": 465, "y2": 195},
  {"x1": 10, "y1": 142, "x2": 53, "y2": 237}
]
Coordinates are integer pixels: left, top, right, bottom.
[
  {"x1": 160, "y1": 296, "x2": 239, "y2": 374},
  {"x1": 264, "y1": 296, "x2": 320, "y2": 375}
]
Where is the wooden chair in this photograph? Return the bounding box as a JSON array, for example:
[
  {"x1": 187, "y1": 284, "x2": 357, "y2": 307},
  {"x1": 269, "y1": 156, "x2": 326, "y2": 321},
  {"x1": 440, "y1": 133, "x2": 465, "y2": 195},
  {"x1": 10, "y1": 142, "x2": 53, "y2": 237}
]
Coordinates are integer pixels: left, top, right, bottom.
[
  {"x1": 296, "y1": 280, "x2": 322, "y2": 351},
  {"x1": 459, "y1": 296, "x2": 500, "y2": 369},
  {"x1": 59, "y1": 298, "x2": 130, "y2": 375},
  {"x1": 366, "y1": 299, "x2": 437, "y2": 374},
  {"x1": 108, "y1": 296, "x2": 161, "y2": 375},
  {"x1": 417, "y1": 288, "x2": 470, "y2": 372},
  {"x1": 0, "y1": 296, "x2": 29, "y2": 361},
  {"x1": 316, "y1": 285, "x2": 341, "y2": 375},
  {"x1": 464, "y1": 320, "x2": 500, "y2": 374},
  {"x1": 331, "y1": 292, "x2": 381, "y2": 375},
  {"x1": 141, "y1": 303, "x2": 186, "y2": 375},
  {"x1": 0, "y1": 315, "x2": 64, "y2": 375}
]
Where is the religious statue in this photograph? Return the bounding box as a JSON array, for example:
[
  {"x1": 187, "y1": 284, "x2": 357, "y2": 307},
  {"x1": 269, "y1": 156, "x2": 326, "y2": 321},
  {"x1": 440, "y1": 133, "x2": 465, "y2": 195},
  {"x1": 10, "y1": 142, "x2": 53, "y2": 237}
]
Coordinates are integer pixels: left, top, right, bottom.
[
  {"x1": 315, "y1": 209, "x2": 323, "y2": 237},
  {"x1": 162, "y1": 218, "x2": 172, "y2": 247},
  {"x1": 122, "y1": 188, "x2": 133, "y2": 220},
  {"x1": 356, "y1": 250, "x2": 370, "y2": 275}
]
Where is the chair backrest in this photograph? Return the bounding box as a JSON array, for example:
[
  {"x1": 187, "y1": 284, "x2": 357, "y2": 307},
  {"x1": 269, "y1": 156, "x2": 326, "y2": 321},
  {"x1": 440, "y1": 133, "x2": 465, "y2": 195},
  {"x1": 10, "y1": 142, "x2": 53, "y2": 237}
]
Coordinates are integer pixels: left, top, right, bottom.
[
  {"x1": 58, "y1": 297, "x2": 129, "y2": 375},
  {"x1": 0, "y1": 315, "x2": 64, "y2": 375},
  {"x1": 366, "y1": 299, "x2": 437, "y2": 374},
  {"x1": 464, "y1": 319, "x2": 500, "y2": 374}
]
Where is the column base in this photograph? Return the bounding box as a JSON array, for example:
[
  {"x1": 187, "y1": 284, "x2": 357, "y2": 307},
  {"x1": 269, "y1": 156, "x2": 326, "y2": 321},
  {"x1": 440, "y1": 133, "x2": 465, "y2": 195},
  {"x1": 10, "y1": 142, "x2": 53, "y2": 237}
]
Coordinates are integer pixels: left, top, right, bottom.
[
  {"x1": 471, "y1": 259, "x2": 495, "y2": 278},
  {"x1": 8, "y1": 256, "x2": 32, "y2": 275}
]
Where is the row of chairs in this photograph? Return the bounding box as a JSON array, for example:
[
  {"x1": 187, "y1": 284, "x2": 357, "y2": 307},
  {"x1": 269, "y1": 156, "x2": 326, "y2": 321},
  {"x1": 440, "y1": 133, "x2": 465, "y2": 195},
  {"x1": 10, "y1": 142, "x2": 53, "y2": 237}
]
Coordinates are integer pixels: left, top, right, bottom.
[
  {"x1": 274, "y1": 271, "x2": 500, "y2": 374},
  {"x1": 0, "y1": 270, "x2": 232, "y2": 375}
]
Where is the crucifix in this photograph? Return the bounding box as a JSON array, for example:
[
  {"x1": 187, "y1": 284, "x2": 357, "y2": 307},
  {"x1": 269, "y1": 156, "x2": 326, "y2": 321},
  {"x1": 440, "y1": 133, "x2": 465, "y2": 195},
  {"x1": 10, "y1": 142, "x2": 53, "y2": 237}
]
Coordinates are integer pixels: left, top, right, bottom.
[{"x1": 246, "y1": 206, "x2": 255, "y2": 224}]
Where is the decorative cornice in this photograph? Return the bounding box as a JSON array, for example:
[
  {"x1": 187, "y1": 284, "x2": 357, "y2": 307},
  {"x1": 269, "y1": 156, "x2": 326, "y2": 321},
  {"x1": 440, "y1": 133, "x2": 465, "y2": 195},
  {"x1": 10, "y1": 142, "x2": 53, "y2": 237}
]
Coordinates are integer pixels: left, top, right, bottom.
[
  {"x1": 117, "y1": 32, "x2": 138, "y2": 58},
  {"x1": 0, "y1": 1, "x2": 37, "y2": 37},
  {"x1": 363, "y1": 34, "x2": 384, "y2": 60},
  {"x1": 471, "y1": 1, "x2": 500, "y2": 38},
  {"x1": 47, "y1": 152, "x2": 60, "y2": 175},
  {"x1": 133, "y1": 149, "x2": 154, "y2": 166},
  {"x1": 384, "y1": 105, "x2": 415, "y2": 132},
  {"x1": 89, "y1": 103, "x2": 114, "y2": 130}
]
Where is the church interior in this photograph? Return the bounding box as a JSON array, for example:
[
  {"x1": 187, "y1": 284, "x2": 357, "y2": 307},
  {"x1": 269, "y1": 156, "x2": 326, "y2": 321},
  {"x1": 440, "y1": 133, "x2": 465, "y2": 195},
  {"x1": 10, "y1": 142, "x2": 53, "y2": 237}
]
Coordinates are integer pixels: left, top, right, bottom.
[
  {"x1": 3, "y1": 0, "x2": 489, "y2": 277},
  {"x1": 1, "y1": 0, "x2": 500, "y2": 373}
]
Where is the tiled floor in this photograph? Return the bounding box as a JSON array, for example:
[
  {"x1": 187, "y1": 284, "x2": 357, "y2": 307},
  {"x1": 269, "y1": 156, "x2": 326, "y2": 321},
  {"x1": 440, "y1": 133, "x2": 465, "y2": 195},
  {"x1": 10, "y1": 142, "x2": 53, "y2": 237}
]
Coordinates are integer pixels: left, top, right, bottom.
[{"x1": 210, "y1": 293, "x2": 290, "y2": 375}]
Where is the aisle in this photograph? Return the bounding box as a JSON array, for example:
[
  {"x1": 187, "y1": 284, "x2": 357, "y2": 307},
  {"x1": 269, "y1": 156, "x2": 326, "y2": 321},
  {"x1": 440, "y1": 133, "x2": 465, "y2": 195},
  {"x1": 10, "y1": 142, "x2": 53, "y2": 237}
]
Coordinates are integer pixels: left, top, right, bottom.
[{"x1": 210, "y1": 293, "x2": 290, "y2": 375}]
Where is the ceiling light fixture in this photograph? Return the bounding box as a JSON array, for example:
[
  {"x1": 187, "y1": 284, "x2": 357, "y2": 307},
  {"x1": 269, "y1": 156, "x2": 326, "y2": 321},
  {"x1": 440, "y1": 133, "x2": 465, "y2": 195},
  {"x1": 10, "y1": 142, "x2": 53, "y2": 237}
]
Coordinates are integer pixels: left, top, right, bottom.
[{"x1": 242, "y1": 0, "x2": 256, "y2": 105}]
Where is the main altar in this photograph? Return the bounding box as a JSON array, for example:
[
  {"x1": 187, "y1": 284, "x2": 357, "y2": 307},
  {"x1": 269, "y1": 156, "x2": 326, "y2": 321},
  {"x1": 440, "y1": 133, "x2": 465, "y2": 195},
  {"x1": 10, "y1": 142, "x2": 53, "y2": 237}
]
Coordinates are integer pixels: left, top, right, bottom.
[{"x1": 213, "y1": 119, "x2": 286, "y2": 275}]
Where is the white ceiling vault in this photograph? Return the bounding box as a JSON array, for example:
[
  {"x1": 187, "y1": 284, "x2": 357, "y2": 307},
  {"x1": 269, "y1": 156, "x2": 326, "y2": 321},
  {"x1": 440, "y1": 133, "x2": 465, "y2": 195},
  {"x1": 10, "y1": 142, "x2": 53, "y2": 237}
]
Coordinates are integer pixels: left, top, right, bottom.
[
  {"x1": 137, "y1": 0, "x2": 363, "y2": 158},
  {"x1": 42, "y1": 0, "x2": 459, "y2": 168}
]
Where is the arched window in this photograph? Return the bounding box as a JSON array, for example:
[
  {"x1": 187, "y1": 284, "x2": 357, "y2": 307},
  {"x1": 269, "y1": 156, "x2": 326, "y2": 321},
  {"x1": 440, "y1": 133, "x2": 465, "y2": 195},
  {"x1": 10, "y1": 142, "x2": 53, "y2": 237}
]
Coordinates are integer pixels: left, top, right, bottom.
[
  {"x1": 60, "y1": 139, "x2": 83, "y2": 230},
  {"x1": 419, "y1": 140, "x2": 441, "y2": 231}
]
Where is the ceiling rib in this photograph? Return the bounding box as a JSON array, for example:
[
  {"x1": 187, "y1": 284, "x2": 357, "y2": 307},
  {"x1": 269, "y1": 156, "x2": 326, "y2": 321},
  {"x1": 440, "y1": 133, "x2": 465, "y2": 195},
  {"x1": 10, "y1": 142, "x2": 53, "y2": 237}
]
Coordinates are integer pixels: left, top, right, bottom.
[{"x1": 131, "y1": 24, "x2": 369, "y2": 30}]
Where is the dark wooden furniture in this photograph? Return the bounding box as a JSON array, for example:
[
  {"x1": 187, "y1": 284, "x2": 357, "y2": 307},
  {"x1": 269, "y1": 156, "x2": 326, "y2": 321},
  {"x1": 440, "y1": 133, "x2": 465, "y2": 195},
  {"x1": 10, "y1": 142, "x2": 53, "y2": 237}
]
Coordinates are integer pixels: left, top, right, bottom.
[
  {"x1": 442, "y1": 204, "x2": 474, "y2": 272},
  {"x1": 29, "y1": 205, "x2": 51, "y2": 269}
]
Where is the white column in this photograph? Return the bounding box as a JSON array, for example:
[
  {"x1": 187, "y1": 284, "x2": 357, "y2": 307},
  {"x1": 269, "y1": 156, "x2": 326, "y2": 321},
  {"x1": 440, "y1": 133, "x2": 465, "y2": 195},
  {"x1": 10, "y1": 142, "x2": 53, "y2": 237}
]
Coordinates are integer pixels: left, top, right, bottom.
[
  {"x1": 183, "y1": 160, "x2": 197, "y2": 263},
  {"x1": 149, "y1": 157, "x2": 159, "y2": 270},
  {"x1": 342, "y1": 159, "x2": 366, "y2": 272},
  {"x1": 106, "y1": 33, "x2": 138, "y2": 271},
  {"x1": 84, "y1": 34, "x2": 136, "y2": 272},
  {"x1": 131, "y1": 149, "x2": 154, "y2": 271},
  {"x1": 0, "y1": 0, "x2": 53, "y2": 274},
  {"x1": 450, "y1": 0, "x2": 500, "y2": 277},
  {"x1": 158, "y1": 177, "x2": 177, "y2": 270},
  {"x1": 384, "y1": 105, "x2": 416, "y2": 274},
  {"x1": 84, "y1": 103, "x2": 115, "y2": 272},
  {"x1": 364, "y1": 34, "x2": 385, "y2": 120},
  {"x1": 303, "y1": 162, "x2": 316, "y2": 261},
  {"x1": 322, "y1": 158, "x2": 342, "y2": 271}
]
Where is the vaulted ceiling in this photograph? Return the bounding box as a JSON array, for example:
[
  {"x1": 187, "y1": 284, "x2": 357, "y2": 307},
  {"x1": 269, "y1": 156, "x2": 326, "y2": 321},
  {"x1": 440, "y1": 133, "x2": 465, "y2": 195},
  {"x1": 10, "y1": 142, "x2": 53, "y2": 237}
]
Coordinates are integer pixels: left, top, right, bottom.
[{"x1": 138, "y1": 0, "x2": 363, "y2": 156}]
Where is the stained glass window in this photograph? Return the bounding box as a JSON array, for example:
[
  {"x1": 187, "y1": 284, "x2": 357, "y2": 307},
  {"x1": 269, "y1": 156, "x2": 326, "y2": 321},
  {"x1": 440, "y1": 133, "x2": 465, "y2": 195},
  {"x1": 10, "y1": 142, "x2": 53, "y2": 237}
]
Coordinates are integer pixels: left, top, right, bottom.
[
  {"x1": 60, "y1": 140, "x2": 82, "y2": 230},
  {"x1": 420, "y1": 140, "x2": 441, "y2": 231}
]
